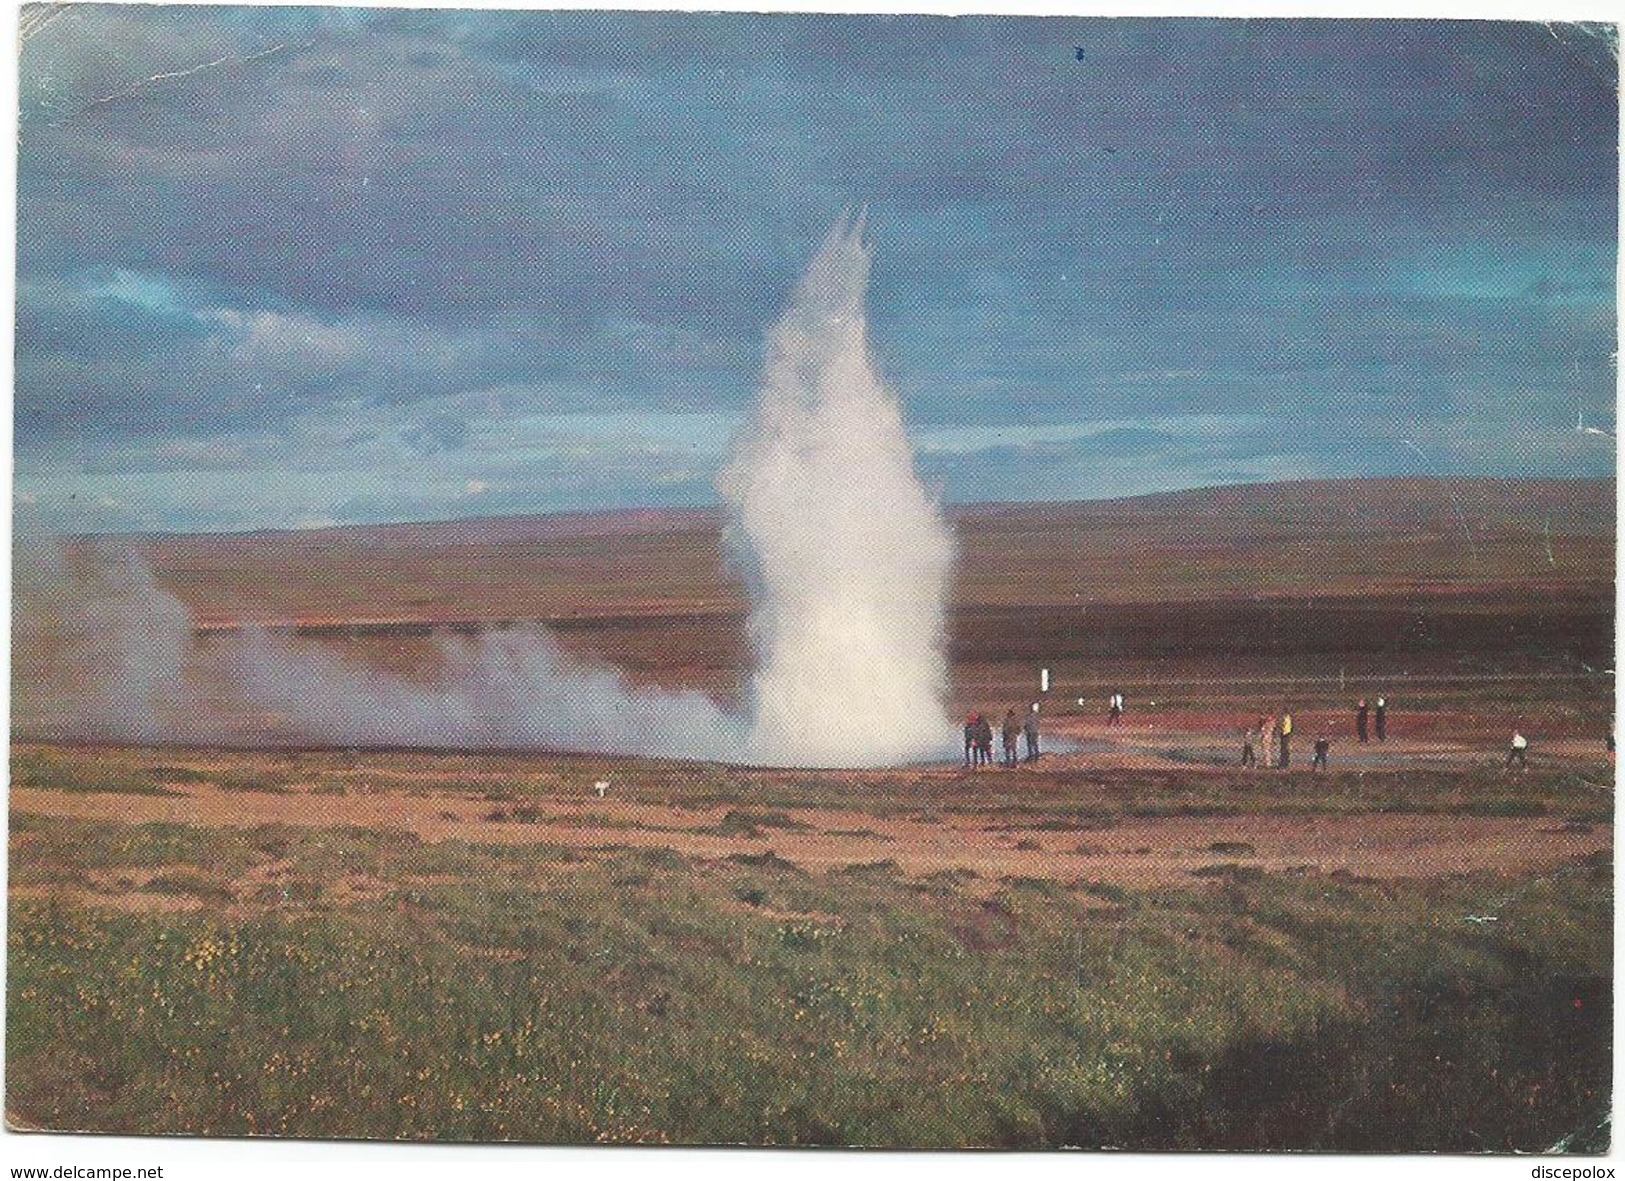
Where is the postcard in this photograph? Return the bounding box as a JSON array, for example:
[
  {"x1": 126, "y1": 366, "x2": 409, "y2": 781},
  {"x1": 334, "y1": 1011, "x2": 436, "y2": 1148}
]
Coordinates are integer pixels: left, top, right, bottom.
[{"x1": 9, "y1": 5, "x2": 1615, "y2": 1153}]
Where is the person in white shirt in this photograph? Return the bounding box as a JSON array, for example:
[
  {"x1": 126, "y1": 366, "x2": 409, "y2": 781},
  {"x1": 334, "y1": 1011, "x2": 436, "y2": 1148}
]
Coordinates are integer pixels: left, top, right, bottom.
[{"x1": 1506, "y1": 725, "x2": 1529, "y2": 769}]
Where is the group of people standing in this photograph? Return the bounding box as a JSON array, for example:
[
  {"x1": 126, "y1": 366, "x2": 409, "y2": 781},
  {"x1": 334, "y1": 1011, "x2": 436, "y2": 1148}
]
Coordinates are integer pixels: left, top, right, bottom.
[
  {"x1": 1242, "y1": 696, "x2": 1390, "y2": 771},
  {"x1": 1240, "y1": 696, "x2": 1544, "y2": 771},
  {"x1": 1354, "y1": 696, "x2": 1389, "y2": 743},
  {"x1": 965, "y1": 706, "x2": 1041, "y2": 768},
  {"x1": 956, "y1": 686, "x2": 1577, "y2": 773},
  {"x1": 1241, "y1": 712, "x2": 1311, "y2": 769}
]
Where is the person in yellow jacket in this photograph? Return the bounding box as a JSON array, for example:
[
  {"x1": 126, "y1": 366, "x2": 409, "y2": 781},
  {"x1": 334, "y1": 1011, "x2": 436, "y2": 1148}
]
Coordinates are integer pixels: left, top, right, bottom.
[{"x1": 1279, "y1": 711, "x2": 1293, "y2": 769}]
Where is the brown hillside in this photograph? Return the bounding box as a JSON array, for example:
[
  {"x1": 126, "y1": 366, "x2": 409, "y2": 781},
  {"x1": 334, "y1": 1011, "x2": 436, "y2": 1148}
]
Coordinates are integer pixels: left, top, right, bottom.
[{"x1": 130, "y1": 477, "x2": 1613, "y2": 628}]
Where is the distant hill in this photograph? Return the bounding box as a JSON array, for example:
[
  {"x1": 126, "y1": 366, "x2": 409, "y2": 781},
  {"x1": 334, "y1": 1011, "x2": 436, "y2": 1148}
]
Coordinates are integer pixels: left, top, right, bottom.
[
  {"x1": 133, "y1": 476, "x2": 1618, "y2": 549},
  {"x1": 955, "y1": 477, "x2": 1615, "y2": 539},
  {"x1": 123, "y1": 477, "x2": 1613, "y2": 628},
  {"x1": 140, "y1": 506, "x2": 721, "y2": 549}
]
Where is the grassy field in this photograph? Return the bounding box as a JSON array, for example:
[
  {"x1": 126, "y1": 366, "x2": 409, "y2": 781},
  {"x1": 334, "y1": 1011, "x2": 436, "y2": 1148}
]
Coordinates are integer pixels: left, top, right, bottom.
[
  {"x1": 9, "y1": 740, "x2": 1616, "y2": 820},
  {"x1": 7, "y1": 745, "x2": 1612, "y2": 1149},
  {"x1": 10, "y1": 479, "x2": 1613, "y2": 1147}
]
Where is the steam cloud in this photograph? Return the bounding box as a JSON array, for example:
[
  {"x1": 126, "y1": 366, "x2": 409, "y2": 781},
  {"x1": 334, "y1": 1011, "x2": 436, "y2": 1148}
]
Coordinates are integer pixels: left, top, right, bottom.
[
  {"x1": 719, "y1": 212, "x2": 957, "y2": 764},
  {"x1": 13, "y1": 214, "x2": 958, "y2": 767}
]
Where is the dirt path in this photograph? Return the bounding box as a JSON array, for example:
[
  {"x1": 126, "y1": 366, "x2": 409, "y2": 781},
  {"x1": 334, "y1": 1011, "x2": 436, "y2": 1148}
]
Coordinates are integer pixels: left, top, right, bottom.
[{"x1": 11, "y1": 779, "x2": 1610, "y2": 888}]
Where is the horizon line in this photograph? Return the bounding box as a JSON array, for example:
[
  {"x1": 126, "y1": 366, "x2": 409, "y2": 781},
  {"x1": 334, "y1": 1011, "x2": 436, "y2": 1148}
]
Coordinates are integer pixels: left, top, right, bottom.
[{"x1": 35, "y1": 472, "x2": 1617, "y2": 543}]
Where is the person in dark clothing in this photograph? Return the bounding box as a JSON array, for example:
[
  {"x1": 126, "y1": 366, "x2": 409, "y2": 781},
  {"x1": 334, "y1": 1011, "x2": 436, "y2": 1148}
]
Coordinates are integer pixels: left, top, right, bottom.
[
  {"x1": 1241, "y1": 724, "x2": 1258, "y2": 768},
  {"x1": 976, "y1": 714, "x2": 995, "y2": 769},
  {"x1": 1356, "y1": 699, "x2": 1369, "y2": 743},
  {"x1": 1312, "y1": 733, "x2": 1330, "y2": 771},
  {"x1": 1278, "y1": 711, "x2": 1292, "y2": 770},
  {"x1": 1023, "y1": 705, "x2": 1040, "y2": 762},
  {"x1": 964, "y1": 714, "x2": 978, "y2": 768},
  {"x1": 1002, "y1": 710, "x2": 1020, "y2": 767},
  {"x1": 1375, "y1": 696, "x2": 1387, "y2": 742}
]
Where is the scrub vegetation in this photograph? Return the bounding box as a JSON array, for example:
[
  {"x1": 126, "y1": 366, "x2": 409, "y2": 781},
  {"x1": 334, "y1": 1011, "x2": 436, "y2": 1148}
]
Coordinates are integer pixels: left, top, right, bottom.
[{"x1": 8, "y1": 756, "x2": 1611, "y2": 1150}]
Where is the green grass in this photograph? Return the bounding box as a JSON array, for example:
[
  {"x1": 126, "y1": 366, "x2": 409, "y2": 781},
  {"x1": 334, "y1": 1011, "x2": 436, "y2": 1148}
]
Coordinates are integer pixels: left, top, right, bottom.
[
  {"x1": 144, "y1": 869, "x2": 236, "y2": 903},
  {"x1": 7, "y1": 811, "x2": 1611, "y2": 1149},
  {"x1": 147, "y1": 766, "x2": 214, "y2": 784},
  {"x1": 12, "y1": 743, "x2": 1611, "y2": 828},
  {"x1": 12, "y1": 752, "x2": 294, "y2": 797},
  {"x1": 213, "y1": 771, "x2": 296, "y2": 794},
  {"x1": 707, "y1": 809, "x2": 814, "y2": 837},
  {"x1": 11, "y1": 751, "x2": 181, "y2": 797}
]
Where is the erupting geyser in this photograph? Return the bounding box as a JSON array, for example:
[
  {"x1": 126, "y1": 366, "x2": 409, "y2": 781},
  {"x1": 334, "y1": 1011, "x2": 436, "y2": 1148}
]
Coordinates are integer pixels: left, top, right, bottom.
[
  {"x1": 15, "y1": 213, "x2": 959, "y2": 767},
  {"x1": 722, "y1": 211, "x2": 958, "y2": 766}
]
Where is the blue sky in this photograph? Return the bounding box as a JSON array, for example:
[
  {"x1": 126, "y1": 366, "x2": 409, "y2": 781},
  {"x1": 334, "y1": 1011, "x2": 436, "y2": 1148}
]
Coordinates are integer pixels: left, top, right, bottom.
[{"x1": 13, "y1": 7, "x2": 1618, "y2": 533}]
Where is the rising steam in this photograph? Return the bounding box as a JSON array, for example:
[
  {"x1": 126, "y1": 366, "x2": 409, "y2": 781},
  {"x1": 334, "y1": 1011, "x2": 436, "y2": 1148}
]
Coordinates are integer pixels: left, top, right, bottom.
[
  {"x1": 13, "y1": 215, "x2": 958, "y2": 767},
  {"x1": 719, "y1": 212, "x2": 956, "y2": 764}
]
